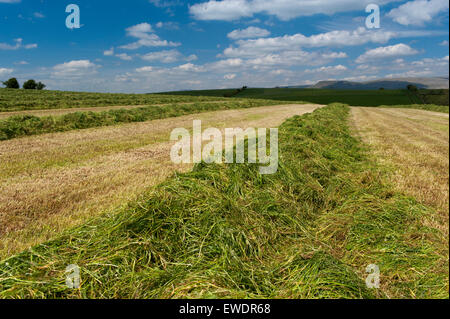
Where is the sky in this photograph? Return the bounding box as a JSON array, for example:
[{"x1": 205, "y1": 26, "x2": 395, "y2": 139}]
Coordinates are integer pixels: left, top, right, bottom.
[{"x1": 0, "y1": 0, "x2": 449, "y2": 93}]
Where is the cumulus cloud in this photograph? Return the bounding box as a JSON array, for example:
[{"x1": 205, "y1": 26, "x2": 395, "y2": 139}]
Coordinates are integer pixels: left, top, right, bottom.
[
  {"x1": 223, "y1": 28, "x2": 396, "y2": 59},
  {"x1": 227, "y1": 26, "x2": 270, "y2": 40},
  {"x1": 115, "y1": 53, "x2": 133, "y2": 61},
  {"x1": 104, "y1": 47, "x2": 114, "y2": 56},
  {"x1": 224, "y1": 73, "x2": 237, "y2": 80},
  {"x1": 52, "y1": 60, "x2": 99, "y2": 78},
  {"x1": 0, "y1": 38, "x2": 37, "y2": 50},
  {"x1": 155, "y1": 21, "x2": 180, "y2": 30},
  {"x1": 385, "y1": 56, "x2": 449, "y2": 77},
  {"x1": 387, "y1": 0, "x2": 449, "y2": 26},
  {"x1": 0, "y1": 68, "x2": 13, "y2": 77},
  {"x1": 356, "y1": 43, "x2": 419, "y2": 63},
  {"x1": 190, "y1": 0, "x2": 400, "y2": 21},
  {"x1": 119, "y1": 23, "x2": 180, "y2": 50},
  {"x1": 136, "y1": 66, "x2": 154, "y2": 73},
  {"x1": 141, "y1": 50, "x2": 181, "y2": 63},
  {"x1": 175, "y1": 63, "x2": 205, "y2": 72},
  {"x1": 140, "y1": 50, "x2": 197, "y2": 63},
  {"x1": 304, "y1": 65, "x2": 348, "y2": 74}
]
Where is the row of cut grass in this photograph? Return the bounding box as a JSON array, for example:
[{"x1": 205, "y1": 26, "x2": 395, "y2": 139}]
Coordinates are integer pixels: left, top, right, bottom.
[
  {"x1": 0, "y1": 89, "x2": 225, "y2": 112},
  {"x1": 0, "y1": 104, "x2": 447, "y2": 298},
  {"x1": 0, "y1": 99, "x2": 291, "y2": 141}
]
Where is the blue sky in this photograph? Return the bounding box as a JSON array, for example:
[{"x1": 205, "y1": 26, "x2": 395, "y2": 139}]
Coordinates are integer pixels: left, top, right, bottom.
[{"x1": 0, "y1": 0, "x2": 449, "y2": 93}]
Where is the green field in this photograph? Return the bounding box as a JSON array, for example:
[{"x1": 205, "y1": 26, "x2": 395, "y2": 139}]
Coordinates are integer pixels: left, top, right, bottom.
[
  {"x1": 0, "y1": 104, "x2": 447, "y2": 298},
  {"x1": 162, "y1": 87, "x2": 449, "y2": 107}
]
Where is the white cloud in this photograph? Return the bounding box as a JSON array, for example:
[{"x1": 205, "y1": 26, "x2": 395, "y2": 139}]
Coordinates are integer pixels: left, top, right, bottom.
[
  {"x1": 139, "y1": 50, "x2": 198, "y2": 63},
  {"x1": 136, "y1": 66, "x2": 154, "y2": 73},
  {"x1": 190, "y1": 0, "x2": 400, "y2": 21},
  {"x1": 149, "y1": 0, "x2": 181, "y2": 7},
  {"x1": 304, "y1": 65, "x2": 348, "y2": 74},
  {"x1": 115, "y1": 53, "x2": 133, "y2": 61},
  {"x1": 224, "y1": 73, "x2": 237, "y2": 80},
  {"x1": 155, "y1": 21, "x2": 179, "y2": 29},
  {"x1": 356, "y1": 43, "x2": 419, "y2": 63},
  {"x1": 140, "y1": 50, "x2": 183, "y2": 63},
  {"x1": 175, "y1": 63, "x2": 205, "y2": 72},
  {"x1": 387, "y1": 0, "x2": 449, "y2": 26},
  {"x1": 104, "y1": 47, "x2": 114, "y2": 56},
  {"x1": 223, "y1": 28, "x2": 396, "y2": 59},
  {"x1": 119, "y1": 23, "x2": 180, "y2": 50},
  {"x1": 33, "y1": 12, "x2": 45, "y2": 18},
  {"x1": 186, "y1": 54, "x2": 198, "y2": 62},
  {"x1": 0, "y1": 68, "x2": 13, "y2": 77},
  {"x1": 52, "y1": 60, "x2": 99, "y2": 78},
  {"x1": 342, "y1": 75, "x2": 379, "y2": 82},
  {"x1": 0, "y1": 0, "x2": 21, "y2": 3},
  {"x1": 440, "y1": 40, "x2": 449, "y2": 46},
  {"x1": 227, "y1": 26, "x2": 270, "y2": 40},
  {"x1": 0, "y1": 38, "x2": 37, "y2": 50}
]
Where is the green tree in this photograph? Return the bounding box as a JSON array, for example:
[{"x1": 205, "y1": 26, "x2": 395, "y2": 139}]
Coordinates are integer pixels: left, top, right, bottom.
[
  {"x1": 2, "y1": 77, "x2": 20, "y2": 89},
  {"x1": 407, "y1": 84, "x2": 418, "y2": 92},
  {"x1": 36, "y1": 82, "x2": 46, "y2": 90},
  {"x1": 23, "y1": 79, "x2": 37, "y2": 90}
]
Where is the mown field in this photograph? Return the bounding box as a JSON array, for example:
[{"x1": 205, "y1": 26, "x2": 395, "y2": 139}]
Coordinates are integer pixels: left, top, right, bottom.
[
  {"x1": 0, "y1": 99, "x2": 295, "y2": 141},
  {"x1": 0, "y1": 103, "x2": 319, "y2": 259},
  {"x1": 0, "y1": 102, "x2": 448, "y2": 298},
  {"x1": 163, "y1": 87, "x2": 449, "y2": 107},
  {"x1": 0, "y1": 88, "x2": 226, "y2": 112},
  {"x1": 0, "y1": 89, "x2": 448, "y2": 299}
]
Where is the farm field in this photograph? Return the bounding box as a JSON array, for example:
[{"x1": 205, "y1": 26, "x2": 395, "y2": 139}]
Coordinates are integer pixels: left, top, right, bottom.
[
  {"x1": 0, "y1": 96, "x2": 448, "y2": 299},
  {"x1": 1, "y1": 0, "x2": 448, "y2": 303},
  {"x1": 162, "y1": 87, "x2": 450, "y2": 107},
  {"x1": 0, "y1": 103, "x2": 320, "y2": 259},
  {"x1": 0, "y1": 102, "x2": 218, "y2": 119},
  {"x1": 0, "y1": 88, "x2": 226, "y2": 112},
  {"x1": 0, "y1": 99, "x2": 294, "y2": 141},
  {"x1": 351, "y1": 107, "x2": 449, "y2": 233}
]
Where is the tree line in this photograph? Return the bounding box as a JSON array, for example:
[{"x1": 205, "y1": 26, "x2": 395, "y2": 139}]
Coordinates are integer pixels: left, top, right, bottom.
[{"x1": 2, "y1": 78, "x2": 46, "y2": 90}]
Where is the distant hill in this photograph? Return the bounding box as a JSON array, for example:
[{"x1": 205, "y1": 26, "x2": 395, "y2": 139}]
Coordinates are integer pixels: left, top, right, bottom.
[{"x1": 305, "y1": 77, "x2": 449, "y2": 90}]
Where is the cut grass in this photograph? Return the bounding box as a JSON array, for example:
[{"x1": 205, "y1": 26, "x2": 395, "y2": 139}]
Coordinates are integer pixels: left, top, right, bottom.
[
  {"x1": 0, "y1": 104, "x2": 447, "y2": 298},
  {"x1": 0, "y1": 99, "x2": 293, "y2": 141},
  {"x1": 0, "y1": 89, "x2": 225, "y2": 112},
  {"x1": 351, "y1": 107, "x2": 449, "y2": 235},
  {"x1": 0, "y1": 104, "x2": 319, "y2": 259}
]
